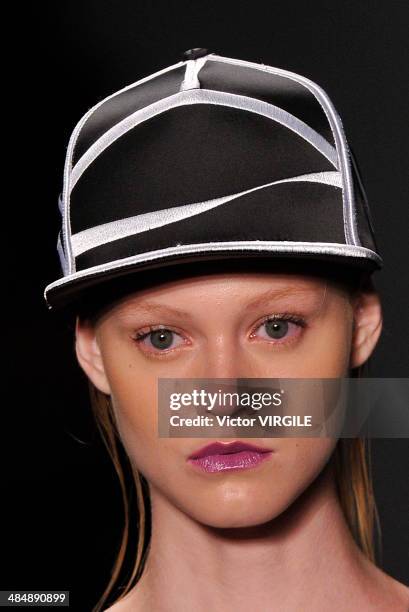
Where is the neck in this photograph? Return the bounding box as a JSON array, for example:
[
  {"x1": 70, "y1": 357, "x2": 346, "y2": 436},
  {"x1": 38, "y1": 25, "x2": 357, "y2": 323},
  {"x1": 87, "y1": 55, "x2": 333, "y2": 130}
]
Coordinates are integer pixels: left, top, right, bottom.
[{"x1": 125, "y1": 459, "x2": 376, "y2": 611}]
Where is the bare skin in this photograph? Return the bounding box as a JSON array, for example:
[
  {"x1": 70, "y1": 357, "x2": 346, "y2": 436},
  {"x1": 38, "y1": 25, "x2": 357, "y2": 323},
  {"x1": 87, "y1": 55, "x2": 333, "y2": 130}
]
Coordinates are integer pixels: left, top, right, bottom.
[{"x1": 75, "y1": 271, "x2": 408, "y2": 611}]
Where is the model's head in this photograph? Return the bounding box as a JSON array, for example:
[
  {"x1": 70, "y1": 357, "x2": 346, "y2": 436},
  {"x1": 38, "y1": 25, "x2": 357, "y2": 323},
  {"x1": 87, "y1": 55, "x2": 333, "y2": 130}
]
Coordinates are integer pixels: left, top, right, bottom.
[{"x1": 43, "y1": 51, "x2": 386, "y2": 609}]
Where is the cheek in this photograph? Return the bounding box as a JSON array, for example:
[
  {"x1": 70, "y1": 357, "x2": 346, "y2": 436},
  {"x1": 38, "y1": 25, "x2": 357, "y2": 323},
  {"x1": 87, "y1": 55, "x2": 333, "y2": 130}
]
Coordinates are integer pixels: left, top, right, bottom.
[
  {"x1": 98, "y1": 338, "x2": 187, "y2": 489},
  {"x1": 102, "y1": 349, "x2": 160, "y2": 473},
  {"x1": 297, "y1": 315, "x2": 352, "y2": 377},
  {"x1": 270, "y1": 438, "x2": 337, "y2": 502}
]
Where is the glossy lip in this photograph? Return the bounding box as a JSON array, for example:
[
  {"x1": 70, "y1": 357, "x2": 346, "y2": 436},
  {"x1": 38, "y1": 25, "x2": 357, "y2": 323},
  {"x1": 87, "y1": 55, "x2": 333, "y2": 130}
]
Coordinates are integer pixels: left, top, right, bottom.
[
  {"x1": 188, "y1": 440, "x2": 272, "y2": 460},
  {"x1": 187, "y1": 441, "x2": 273, "y2": 473}
]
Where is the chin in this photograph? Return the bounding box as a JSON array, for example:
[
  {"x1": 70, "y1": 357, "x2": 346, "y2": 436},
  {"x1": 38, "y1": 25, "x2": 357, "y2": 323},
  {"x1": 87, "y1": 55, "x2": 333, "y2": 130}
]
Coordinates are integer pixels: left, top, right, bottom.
[{"x1": 182, "y1": 483, "x2": 292, "y2": 528}]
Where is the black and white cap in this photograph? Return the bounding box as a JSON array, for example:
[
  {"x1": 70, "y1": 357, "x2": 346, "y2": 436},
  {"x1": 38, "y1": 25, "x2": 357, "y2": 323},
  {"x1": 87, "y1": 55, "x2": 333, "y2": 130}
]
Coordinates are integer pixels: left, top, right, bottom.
[{"x1": 44, "y1": 48, "x2": 382, "y2": 311}]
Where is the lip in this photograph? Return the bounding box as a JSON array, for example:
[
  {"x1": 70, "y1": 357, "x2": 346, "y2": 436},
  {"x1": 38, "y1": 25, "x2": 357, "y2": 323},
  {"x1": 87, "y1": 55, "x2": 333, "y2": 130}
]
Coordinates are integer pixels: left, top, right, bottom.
[{"x1": 187, "y1": 441, "x2": 273, "y2": 473}]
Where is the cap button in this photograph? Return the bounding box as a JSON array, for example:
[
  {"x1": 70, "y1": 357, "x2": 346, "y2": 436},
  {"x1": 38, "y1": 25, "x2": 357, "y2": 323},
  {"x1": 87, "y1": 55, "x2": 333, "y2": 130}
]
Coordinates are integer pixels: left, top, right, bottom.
[{"x1": 182, "y1": 48, "x2": 210, "y2": 61}]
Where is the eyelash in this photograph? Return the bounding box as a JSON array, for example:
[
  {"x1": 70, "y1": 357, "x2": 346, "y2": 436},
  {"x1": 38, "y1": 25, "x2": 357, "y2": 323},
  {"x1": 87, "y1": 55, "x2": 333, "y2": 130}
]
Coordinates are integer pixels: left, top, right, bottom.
[
  {"x1": 255, "y1": 312, "x2": 306, "y2": 329},
  {"x1": 132, "y1": 313, "x2": 307, "y2": 354}
]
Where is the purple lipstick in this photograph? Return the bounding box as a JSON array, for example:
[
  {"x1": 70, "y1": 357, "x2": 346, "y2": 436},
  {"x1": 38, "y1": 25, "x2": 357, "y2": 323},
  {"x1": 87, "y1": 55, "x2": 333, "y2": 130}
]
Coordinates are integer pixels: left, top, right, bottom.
[{"x1": 187, "y1": 440, "x2": 273, "y2": 473}]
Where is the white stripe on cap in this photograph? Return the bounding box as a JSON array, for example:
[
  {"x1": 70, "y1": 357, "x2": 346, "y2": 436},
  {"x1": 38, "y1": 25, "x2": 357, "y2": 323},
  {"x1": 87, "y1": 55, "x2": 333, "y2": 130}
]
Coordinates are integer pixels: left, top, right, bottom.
[
  {"x1": 71, "y1": 171, "x2": 342, "y2": 257},
  {"x1": 69, "y1": 89, "x2": 339, "y2": 193}
]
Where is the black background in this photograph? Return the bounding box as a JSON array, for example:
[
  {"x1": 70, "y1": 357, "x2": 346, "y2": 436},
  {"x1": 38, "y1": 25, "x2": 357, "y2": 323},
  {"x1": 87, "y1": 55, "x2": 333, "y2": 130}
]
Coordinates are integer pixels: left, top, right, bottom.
[{"x1": 4, "y1": 1, "x2": 408, "y2": 610}]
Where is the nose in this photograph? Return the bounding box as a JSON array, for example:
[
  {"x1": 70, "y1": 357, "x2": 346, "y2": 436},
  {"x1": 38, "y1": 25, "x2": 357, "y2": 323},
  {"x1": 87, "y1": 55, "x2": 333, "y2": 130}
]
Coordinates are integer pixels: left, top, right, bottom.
[
  {"x1": 195, "y1": 334, "x2": 255, "y2": 379},
  {"x1": 191, "y1": 336, "x2": 273, "y2": 419}
]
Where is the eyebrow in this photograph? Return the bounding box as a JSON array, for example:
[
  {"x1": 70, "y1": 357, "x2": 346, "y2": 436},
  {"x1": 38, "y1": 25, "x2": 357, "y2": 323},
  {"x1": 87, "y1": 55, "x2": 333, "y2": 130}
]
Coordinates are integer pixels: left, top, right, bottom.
[
  {"x1": 117, "y1": 285, "x2": 322, "y2": 320},
  {"x1": 117, "y1": 301, "x2": 191, "y2": 320},
  {"x1": 244, "y1": 285, "x2": 323, "y2": 311}
]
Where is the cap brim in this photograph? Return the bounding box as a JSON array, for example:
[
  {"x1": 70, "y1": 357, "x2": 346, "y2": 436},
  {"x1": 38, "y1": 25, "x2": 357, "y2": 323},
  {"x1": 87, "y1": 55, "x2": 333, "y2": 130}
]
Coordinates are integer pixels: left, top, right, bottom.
[{"x1": 44, "y1": 246, "x2": 382, "y2": 319}]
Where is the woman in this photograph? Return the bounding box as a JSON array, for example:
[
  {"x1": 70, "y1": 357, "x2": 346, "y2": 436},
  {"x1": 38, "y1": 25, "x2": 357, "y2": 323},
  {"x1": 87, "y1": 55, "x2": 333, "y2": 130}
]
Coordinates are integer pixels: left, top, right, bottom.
[{"x1": 44, "y1": 50, "x2": 409, "y2": 610}]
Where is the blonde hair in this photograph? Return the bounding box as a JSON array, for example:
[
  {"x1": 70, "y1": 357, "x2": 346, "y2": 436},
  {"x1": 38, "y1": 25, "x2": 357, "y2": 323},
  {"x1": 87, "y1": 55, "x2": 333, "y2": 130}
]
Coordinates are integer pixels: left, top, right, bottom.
[
  {"x1": 334, "y1": 363, "x2": 381, "y2": 562},
  {"x1": 81, "y1": 272, "x2": 381, "y2": 611}
]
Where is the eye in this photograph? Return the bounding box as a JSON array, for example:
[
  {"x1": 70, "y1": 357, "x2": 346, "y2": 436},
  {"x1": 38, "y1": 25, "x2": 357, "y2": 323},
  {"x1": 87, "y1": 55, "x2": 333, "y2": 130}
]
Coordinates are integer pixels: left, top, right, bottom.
[
  {"x1": 250, "y1": 314, "x2": 306, "y2": 343},
  {"x1": 133, "y1": 326, "x2": 185, "y2": 352}
]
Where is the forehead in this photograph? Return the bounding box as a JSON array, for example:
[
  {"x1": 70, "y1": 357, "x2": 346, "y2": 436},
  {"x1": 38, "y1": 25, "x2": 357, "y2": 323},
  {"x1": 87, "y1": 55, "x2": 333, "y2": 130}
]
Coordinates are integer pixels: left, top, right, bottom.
[{"x1": 110, "y1": 271, "x2": 330, "y2": 315}]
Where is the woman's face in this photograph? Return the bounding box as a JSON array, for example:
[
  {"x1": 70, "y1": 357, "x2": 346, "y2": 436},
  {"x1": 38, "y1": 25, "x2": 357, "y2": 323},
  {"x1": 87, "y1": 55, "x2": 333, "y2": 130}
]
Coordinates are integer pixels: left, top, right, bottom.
[{"x1": 76, "y1": 272, "x2": 376, "y2": 528}]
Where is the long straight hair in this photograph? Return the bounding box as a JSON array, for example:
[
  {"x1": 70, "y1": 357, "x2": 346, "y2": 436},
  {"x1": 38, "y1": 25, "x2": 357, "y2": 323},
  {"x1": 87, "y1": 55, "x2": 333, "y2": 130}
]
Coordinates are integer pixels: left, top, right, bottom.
[{"x1": 82, "y1": 273, "x2": 381, "y2": 611}]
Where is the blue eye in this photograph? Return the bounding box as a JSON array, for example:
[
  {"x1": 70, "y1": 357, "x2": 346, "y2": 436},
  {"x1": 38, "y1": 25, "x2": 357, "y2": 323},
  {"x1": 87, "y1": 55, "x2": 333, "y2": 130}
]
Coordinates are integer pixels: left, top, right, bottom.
[
  {"x1": 253, "y1": 314, "x2": 306, "y2": 343},
  {"x1": 148, "y1": 329, "x2": 174, "y2": 349},
  {"x1": 135, "y1": 327, "x2": 184, "y2": 351},
  {"x1": 264, "y1": 319, "x2": 289, "y2": 339}
]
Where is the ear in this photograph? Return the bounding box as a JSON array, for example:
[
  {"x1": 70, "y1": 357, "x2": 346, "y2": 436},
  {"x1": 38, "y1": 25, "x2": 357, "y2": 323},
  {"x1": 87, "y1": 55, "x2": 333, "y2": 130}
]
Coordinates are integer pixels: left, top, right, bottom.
[
  {"x1": 75, "y1": 316, "x2": 111, "y2": 395},
  {"x1": 350, "y1": 289, "x2": 383, "y2": 369}
]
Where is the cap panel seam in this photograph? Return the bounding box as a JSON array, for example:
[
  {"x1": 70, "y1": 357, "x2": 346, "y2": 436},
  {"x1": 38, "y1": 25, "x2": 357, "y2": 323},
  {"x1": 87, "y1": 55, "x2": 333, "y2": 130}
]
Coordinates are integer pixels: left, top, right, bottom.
[{"x1": 180, "y1": 56, "x2": 208, "y2": 90}]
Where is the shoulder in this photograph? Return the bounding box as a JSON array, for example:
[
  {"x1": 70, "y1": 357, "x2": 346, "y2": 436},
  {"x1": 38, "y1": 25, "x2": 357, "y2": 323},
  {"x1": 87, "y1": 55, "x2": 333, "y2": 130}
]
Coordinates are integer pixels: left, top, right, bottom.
[
  {"x1": 102, "y1": 589, "x2": 146, "y2": 612},
  {"x1": 369, "y1": 567, "x2": 409, "y2": 611},
  {"x1": 103, "y1": 598, "x2": 134, "y2": 612},
  {"x1": 390, "y1": 578, "x2": 409, "y2": 610}
]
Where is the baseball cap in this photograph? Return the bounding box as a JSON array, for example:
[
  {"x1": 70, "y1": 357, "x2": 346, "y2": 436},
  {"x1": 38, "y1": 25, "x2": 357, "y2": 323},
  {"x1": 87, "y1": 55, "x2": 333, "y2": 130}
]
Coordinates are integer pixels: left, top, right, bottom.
[{"x1": 43, "y1": 48, "x2": 383, "y2": 312}]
